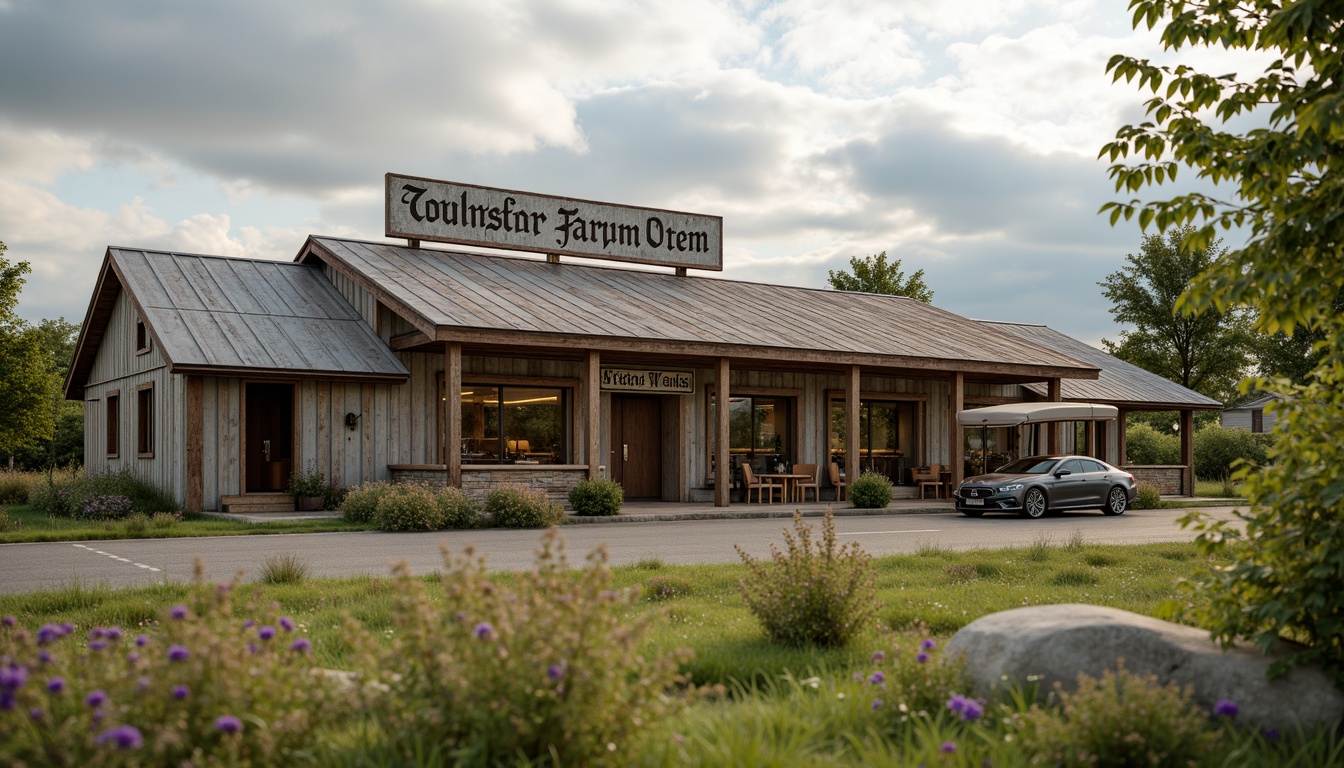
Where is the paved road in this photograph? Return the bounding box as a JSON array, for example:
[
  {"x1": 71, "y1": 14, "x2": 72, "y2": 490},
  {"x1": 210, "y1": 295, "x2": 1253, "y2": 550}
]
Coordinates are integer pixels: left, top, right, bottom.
[{"x1": 0, "y1": 507, "x2": 1242, "y2": 595}]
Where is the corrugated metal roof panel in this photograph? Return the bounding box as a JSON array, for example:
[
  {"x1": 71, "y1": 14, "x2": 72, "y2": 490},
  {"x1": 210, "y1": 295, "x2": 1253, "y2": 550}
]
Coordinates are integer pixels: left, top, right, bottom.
[
  {"x1": 311, "y1": 238, "x2": 1101, "y2": 376},
  {"x1": 111, "y1": 248, "x2": 408, "y2": 379},
  {"x1": 982, "y1": 321, "x2": 1222, "y2": 408}
]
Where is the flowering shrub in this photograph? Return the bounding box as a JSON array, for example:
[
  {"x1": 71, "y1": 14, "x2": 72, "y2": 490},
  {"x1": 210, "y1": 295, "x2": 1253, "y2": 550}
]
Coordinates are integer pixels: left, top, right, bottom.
[
  {"x1": 849, "y1": 470, "x2": 893, "y2": 509},
  {"x1": 340, "y1": 481, "x2": 394, "y2": 524},
  {"x1": 29, "y1": 470, "x2": 177, "y2": 519},
  {"x1": 1016, "y1": 663, "x2": 1214, "y2": 768},
  {"x1": 860, "y1": 637, "x2": 972, "y2": 731},
  {"x1": 486, "y1": 483, "x2": 563, "y2": 528},
  {"x1": 434, "y1": 486, "x2": 482, "y2": 529},
  {"x1": 0, "y1": 561, "x2": 347, "y2": 766},
  {"x1": 735, "y1": 510, "x2": 878, "y2": 647},
  {"x1": 643, "y1": 576, "x2": 693, "y2": 601},
  {"x1": 373, "y1": 484, "x2": 442, "y2": 532},
  {"x1": 76, "y1": 494, "x2": 135, "y2": 521},
  {"x1": 349, "y1": 529, "x2": 690, "y2": 765},
  {"x1": 568, "y1": 478, "x2": 624, "y2": 516}
]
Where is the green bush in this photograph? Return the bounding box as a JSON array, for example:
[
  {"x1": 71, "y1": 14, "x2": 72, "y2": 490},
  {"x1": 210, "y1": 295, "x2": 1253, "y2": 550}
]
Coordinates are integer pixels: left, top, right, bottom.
[
  {"x1": 486, "y1": 483, "x2": 563, "y2": 528},
  {"x1": 433, "y1": 486, "x2": 481, "y2": 529},
  {"x1": 1193, "y1": 424, "x2": 1273, "y2": 481},
  {"x1": 0, "y1": 473, "x2": 36, "y2": 504},
  {"x1": 373, "y1": 484, "x2": 442, "y2": 532},
  {"x1": 1123, "y1": 423, "x2": 1180, "y2": 465},
  {"x1": 286, "y1": 463, "x2": 330, "y2": 498},
  {"x1": 568, "y1": 477, "x2": 624, "y2": 516},
  {"x1": 354, "y1": 529, "x2": 689, "y2": 765},
  {"x1": 1018, "y1": 664, "x2": 1214, "y2": 768},
  {"x1": 849, "y1": 470, "x2": 893, "y2": 509},
  {"x1": 28, "y1": 469, "x2": 178, "y2": 518},
  {"x1": 0, "y1": 570, "x2": 349, "y2": 766},
  {"x1": 340, "y1": 481, "x2": 394, "y2": 524},
  {"x1": 1130, "y1": 483, "x2": 1163, "y2": 510},
  {"x1": 736, "y1": 510, "x2": 878, "y2": 647}
]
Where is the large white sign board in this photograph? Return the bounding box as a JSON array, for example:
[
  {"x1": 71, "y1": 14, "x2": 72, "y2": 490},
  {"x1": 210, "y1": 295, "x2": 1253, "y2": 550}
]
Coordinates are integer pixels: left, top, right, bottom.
[{"x1": 386, "y1": 173, "x2": 723, "y2": 271}]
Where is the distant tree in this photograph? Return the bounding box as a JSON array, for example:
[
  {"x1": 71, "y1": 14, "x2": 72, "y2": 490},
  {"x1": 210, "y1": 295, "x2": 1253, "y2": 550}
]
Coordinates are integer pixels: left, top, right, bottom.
[
  {"x1": 11, "y1": 317, "x2": 84, "y2": 469},
  {"x1": 1099, "y1": 227, "x2": 1252, "y2": 404},
  {"x1": 0, "y1": 241, "x2": 55, "y2": 460},
  {"x1": 827, "y1": 251, "x2": 933, "y2": 302}
]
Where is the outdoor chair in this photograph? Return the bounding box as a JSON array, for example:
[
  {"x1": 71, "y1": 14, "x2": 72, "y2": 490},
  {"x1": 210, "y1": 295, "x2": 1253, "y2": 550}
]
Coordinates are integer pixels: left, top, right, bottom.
[
  {"x1": 828, "y1": 462, "x2": 847, "y2": 501},
  {"x1": 793, "y1": 463, "x2": 820, "y2": 503},
  {"x1": 740, "y1": 462, "x2": 780, "y2": 503},
  {"x1": 914, "y1": 464, "x2": 943, "y2": 499}
]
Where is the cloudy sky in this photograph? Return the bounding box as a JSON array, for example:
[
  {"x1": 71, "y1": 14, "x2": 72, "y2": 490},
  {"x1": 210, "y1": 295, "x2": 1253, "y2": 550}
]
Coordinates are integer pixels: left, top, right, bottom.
[{"x1": 0, "y1": 0, "x2": 1250, "y2": 346}]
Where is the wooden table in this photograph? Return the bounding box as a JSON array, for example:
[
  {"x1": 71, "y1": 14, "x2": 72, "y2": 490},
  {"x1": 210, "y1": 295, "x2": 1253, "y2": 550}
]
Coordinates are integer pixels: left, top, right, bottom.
[{"x1": 757, "y1": 473, "x2": 814, "y2": 503}]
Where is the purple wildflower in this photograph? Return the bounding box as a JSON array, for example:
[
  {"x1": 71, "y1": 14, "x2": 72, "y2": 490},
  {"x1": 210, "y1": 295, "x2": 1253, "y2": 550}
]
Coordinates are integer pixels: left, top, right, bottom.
[
  {"x1": 135, "y1": 634, "x2": 149, "y2": 647},
  {"x1": 243, "y1": 619, "x2": 255, "y2": 629},
  {"x1": 37, "y1": 624, "x2": 62, "y2": 645},
  {"x1": 89, "y1": 627, "x2": 105, "y2": 640},
  {"x1": 170, "y1": 605, "x2": 189, "y2": 620},
  {"x1": 853, "y1": 672, "x2": 863, "y2": 682},
  {"x1": 105, "y1": 627, "x2": 124, "y2": 641},
  {"x1": 916, "y1": 652, "x2": 929, "y2": 663},
  {"x1": 0, "y1": 663, "x2": 28, "y2": 690},
  {"x1": 167, "y1": 644, "x2": 190, "y2": 662},
  {"x1": 920, "y1": 639, "x2": 936, "y2": 651},
  {"x1": 871, "y1": 650, "x2": 885, "y2": 663},
  {"x1": 38, "y1": 650, "x2": 52, "y2": 665},
  {"x1": 948, "y1": 694, "x2": 967, "y2": 714},
  {"x1": 872, "y1": 698, "x2": 884, "y2": 710},
  {"x1": 279, "y1": 617, "x2": 295, "y2": 632},
  {"x1": 60, "y1": 622, "x2": 74, "y2": 635},
  {"x1": 86, "y1": 690, "x2": 107, "y2": 708},
  {"x1": 89, "y1": 640, "x2": 107, "y2": 652},
  {"x1": 247, "y1": 641, "x2": 259, "y2": 655},
  {"x1": 473, "y1": 622, "x2": 495, "y2": 640},
  {"x1": 941, "y1": 741, "x2": 956, "y2": 754},
  {"x1": 1, "y1": 616, "x2": 14, "y2": 627},
  {"x1": 1214, "y1": 700, "x2": 1239, "y2": 718},
  {"x1": 136, "y1": 677, "x2": 150, "y2": 692},
  {"x1": 962, "y1": 699, "x2": 984, "y2": 722},
  {"x1": 258, "y1": 626, "x2": 276, "y2": 641},
  {"x1": 1262, "y1": 727, "x2": 1280, "y2": 742},
  {"x1": 290, "y1": 637, "x2": 311, "y2": 653},
  {"x1": 47, "y1": 676, "x2": 64, "y2": 693},
  {"x1": 547, "y1": 663, "x2": 565, "y2": 681},
  {"x1": 868, "y1": 671, "x2": 885, "y2": 685},
  {"x1": 126, "y1": 652, "x2": 140, "y2": 663},
  {"x1": 215, "y1": 715, "x2": 243, "y2": 734},
  {"x1": 172, "y1": 684, "x2": 189, "y2": 700},
  {"x1": 96, "y1": 725, "x2": 144, "y2": 749},
  {"x1": 30, "y1": 706, "x2": 43, "y2": 720}
]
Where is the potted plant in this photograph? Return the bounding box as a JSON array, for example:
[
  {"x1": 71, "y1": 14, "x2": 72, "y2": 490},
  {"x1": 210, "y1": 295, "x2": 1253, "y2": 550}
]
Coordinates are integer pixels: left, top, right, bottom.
[{"x1": 287, "y1": 464, "x2": 330, "y2": 511}]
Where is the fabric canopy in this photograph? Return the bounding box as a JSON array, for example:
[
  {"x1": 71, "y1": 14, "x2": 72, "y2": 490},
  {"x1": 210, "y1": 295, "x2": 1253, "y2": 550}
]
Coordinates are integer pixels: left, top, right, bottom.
[{"x1": 956, "y1": 402, "x2": 1119, "y2": 427}]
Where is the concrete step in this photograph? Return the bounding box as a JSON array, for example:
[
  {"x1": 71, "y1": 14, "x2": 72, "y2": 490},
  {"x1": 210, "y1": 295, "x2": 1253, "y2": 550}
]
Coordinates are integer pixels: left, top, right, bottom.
[{"x1": 221, "y1": 494, "x2": 295, "y2": 514}]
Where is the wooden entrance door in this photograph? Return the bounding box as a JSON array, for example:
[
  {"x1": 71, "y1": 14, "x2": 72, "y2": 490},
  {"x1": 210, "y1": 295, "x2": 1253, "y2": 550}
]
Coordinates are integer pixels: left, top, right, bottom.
[
  {"x1": 611, "y1": 395, "x2": 662, "y2": 499},
  {"x1": 245, "y1": 383, "x2": 295, "y2": 492}
]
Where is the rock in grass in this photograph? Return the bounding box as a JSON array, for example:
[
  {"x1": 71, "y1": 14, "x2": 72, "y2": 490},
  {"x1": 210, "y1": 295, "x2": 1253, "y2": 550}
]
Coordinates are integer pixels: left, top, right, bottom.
[{"x1": 946, "y1": 603, "x2": 1344, "y2": 730}]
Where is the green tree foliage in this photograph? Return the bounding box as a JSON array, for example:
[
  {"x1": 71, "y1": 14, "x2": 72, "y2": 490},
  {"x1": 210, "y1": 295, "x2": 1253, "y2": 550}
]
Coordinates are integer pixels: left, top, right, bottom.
[
  {"x1": 1251, "y1": 289, "x2": 1344, "y2": 384},
  {"x1": 1099, "y1": 227, "x2": 1251, "y2": 403},
  {"x1": 1103, "y1": 1, "x2": 1344, "y2": 681},
  {"x1": 11, "y1": 317, "x2": 83, "y2": 469},
  {"x1": 0, "y1": 242, "x2": 56, "y2": 459},
  {"x1": 827, "y1": 251, "x2": 933, "y2": 301}
]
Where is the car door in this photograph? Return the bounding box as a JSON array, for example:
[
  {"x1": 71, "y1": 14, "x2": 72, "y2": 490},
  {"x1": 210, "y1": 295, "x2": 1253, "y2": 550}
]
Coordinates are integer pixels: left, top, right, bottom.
[
  {"x1": 1049, "y1": 459, "x2": 1088, "y2": 507},
  {"x1": 1081, "y1": 459, "x2": 1115, "y2": 507}
]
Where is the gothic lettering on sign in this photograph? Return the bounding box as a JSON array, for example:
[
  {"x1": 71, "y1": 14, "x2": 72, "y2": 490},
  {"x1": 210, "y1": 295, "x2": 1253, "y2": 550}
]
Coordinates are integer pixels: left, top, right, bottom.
[
  {"x1": 600, "y1": 368, "x2": 694, "y2": 394},
  {"x1": 386, "y1": 174, "x2": 723, "y2": 271}
]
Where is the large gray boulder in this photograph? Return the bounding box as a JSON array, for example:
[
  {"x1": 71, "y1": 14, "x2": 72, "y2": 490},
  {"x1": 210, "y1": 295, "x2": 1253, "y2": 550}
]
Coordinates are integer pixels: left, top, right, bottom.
[{"x1": 945, "y1": 603, "x2": 1344, "y2": 730}]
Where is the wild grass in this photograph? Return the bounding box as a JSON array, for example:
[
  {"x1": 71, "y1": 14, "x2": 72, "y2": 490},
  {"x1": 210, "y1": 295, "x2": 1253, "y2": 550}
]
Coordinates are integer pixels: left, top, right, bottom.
[
  {"x1": 0, "y1": 503, "x2": 370, "y2": 543},
  {"x1": 260, "y1": 552, "x2": 312, "y2": 584}
]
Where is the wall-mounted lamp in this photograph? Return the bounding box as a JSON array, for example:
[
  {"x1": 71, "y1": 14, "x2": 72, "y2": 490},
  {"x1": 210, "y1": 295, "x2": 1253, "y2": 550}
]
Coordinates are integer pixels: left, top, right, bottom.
[{"x1": 345, "y1": 412, "x2": 361, "y2": 431}]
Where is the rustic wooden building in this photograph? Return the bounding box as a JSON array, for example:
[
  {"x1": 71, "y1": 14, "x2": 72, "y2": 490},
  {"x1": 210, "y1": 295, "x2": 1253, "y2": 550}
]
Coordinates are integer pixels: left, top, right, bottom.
[{"x1": 65, "y1": 218, "x2": 1219, "y2": 512}]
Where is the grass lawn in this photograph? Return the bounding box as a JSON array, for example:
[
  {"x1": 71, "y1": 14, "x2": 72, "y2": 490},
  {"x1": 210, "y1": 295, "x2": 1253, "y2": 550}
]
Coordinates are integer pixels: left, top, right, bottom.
[
  {"x1": 2, "y1": 536, "x2": 1337, "y2": 766},
  {"x1": 0, "y1": 503, "x2": 369, "y2": 543}
]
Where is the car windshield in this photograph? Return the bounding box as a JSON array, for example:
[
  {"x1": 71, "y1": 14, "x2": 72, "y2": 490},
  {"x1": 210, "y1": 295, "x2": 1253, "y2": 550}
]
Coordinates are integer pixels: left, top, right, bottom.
[{"x1": 994, "y1": 457, "x2": 1059, "y2": 475}]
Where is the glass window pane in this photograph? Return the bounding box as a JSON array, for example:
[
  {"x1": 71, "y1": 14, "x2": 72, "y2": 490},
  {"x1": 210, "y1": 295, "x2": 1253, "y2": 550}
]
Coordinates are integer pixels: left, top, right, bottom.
[
  {"x1": 728, "y1": 396, "x2": 753, "y2": 454},
  {"x1": 461, "y1": 387, "x2": 501, "y2": 463},
  {"x1": 502, "y1": 387, "x2": 563, "y2": 464}
]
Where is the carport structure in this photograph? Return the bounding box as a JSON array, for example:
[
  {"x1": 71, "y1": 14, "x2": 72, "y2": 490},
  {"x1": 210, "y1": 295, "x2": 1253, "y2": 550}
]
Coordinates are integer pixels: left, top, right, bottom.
[{"x1": 957, "y1": 401, "x2": 1120, "y2": 475}]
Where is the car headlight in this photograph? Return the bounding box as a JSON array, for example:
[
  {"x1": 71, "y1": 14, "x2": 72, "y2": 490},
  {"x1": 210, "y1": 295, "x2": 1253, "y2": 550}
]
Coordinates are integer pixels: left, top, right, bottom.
[{"x1": 997, "y1": 484, "x2": 1024, "y2": 492}]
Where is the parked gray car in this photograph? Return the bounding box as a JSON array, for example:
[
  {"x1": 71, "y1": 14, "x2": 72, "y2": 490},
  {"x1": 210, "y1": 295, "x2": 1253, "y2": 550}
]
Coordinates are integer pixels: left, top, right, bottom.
[{"x1": 953, "y1": 455, "x2": 1137, "y2": 519}]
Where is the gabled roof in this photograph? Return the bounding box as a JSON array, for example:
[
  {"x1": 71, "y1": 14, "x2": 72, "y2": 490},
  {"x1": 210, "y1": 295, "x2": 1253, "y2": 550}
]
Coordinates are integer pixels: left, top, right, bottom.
[
  {"x1": 66, "y1": 248, "x2": 409, "y2": 399},
  {"x1": 981, "y1": 321, "x2": 1223, "y2": 410},
  {"x1": 302, "y1": 237, "x2": 1102, "y2": 381},
  {"x1": 1225, "y1": 392, "x2": 1280, "y2": 411}
]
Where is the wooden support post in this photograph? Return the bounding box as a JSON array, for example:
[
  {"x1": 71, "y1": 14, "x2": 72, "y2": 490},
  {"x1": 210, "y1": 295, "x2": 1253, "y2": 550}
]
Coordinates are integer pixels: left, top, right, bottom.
[
  {"x1": 1047, "y1": 378, "x2": 1062, "y2": 454},
  {"x1": 1117, "y1": 409, "x2": 1128, "y2": 466},
  {"x1": 185, "y1": 375, "x2": 203, "y2": 513},
  {"x1": 1180, "y1": 409, "x2": 1194, "y2": 495},
  {"x1": 950, "y1": 372, "x2": 965, "y2": 487},
  {"x1": 586, "y1": 350, "x2": 601, "y2": 480},
  {"x1": 446, "y1": 342, "x2": 462, "y2": 488},
  {"x1": 1085, "y1": 421, "x2": 1097, "y2": 458},
  {"x1": 846, "y1": 365, "x2": 860, "y2": 485},
  {"x1": 714, "y1": 358, "x2": 731, "y2": 507}
]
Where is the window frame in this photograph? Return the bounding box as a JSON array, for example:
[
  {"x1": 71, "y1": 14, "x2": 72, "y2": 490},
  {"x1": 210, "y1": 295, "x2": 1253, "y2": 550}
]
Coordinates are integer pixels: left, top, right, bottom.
[
  {"x1": 135, "y1": 317, "x2": 151, "y2": 355},
  {"x1": 705, "y1": 385, "x2": 802, "y2": 477},
  {"x1": 440, "y1": 374, "x2": 574, "y2": 465},
  {"x1": 136, "y1": 382, "x2": 155, "y2": 458},
  {"x1": 105, "y1": 390, "x2": 120, "y2": 458}
]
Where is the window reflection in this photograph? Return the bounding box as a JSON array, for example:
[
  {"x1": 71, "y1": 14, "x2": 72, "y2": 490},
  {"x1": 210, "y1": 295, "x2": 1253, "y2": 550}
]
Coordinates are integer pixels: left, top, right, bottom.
[{"x1": 458, "y1": 386, "x2": 567, "y2": 464}]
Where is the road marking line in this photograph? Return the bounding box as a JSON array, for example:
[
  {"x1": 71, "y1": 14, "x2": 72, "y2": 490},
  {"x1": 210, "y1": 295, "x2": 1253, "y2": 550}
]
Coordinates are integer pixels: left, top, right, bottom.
[
  {"x1": 839, "y1": 529, "x2": 942, "y2": 535},
  {"x1": 70, "y1": 544, "x2": 160, "y2": 572}
]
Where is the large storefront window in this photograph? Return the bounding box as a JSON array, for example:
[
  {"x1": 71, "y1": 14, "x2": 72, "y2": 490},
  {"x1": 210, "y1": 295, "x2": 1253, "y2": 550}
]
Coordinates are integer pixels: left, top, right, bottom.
[
  {"x1": 709, "y1": 394, "x2": 795, "y2": 471},
  {"x1": 457, "y1": 385, "x2": 568, "y2": 464},
  {"x1": 829, "y1": 399, "x2": 917, "y2": 484},
  {"x1": 961, "y1": 403, "x2": 1021, "y2": 476}
]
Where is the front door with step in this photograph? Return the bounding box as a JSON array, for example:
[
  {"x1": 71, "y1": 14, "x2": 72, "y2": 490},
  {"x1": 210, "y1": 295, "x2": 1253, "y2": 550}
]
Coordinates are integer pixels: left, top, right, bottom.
[{"x1": 610, "y1": 395, "x2": 662, "y2": 499}]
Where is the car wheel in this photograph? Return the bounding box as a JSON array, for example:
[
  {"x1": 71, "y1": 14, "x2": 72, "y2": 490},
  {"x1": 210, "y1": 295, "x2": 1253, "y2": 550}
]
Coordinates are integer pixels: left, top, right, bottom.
[
  {"x1": 1103, "y1": 486, "x2": 1128, "y2": 516},
  {"x1": 960, "y1": 507, "x2": 985, "y2": 518},
  {"x1": 1020, "y1": 488, "x2": 1048, "y2": 519}
]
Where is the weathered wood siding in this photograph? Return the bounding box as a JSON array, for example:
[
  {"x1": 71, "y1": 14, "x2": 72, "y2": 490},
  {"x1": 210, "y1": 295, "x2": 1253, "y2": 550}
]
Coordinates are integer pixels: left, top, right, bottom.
[
  {"x1": 82, "y1": 291, "x2": 183, "y2": 503},
  {"x1": 323, "y1": 262, "x2": 377, "y2": 330}
]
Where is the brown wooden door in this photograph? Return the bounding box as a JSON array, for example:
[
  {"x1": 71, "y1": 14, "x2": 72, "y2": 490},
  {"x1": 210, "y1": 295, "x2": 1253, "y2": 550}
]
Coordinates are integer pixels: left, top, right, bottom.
[
  {"x1": 245, "y1": 383, "x2": 295, "y2": 492},
  {"x1": 611, "y1": 395, "x2": 662, "y2": 499}
]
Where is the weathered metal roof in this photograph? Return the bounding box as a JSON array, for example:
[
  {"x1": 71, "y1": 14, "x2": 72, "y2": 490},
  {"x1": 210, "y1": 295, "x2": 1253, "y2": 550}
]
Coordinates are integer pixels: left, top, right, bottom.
[
  {"x1": 66, "y1": 248, "x2": 409, "y2": 397},
  {"x1": 982, "y1": 321, "x2": 1222, "y2": 409},
  {"x1": 306, "y1": 237, "x2": 1102, "y2": 380}
]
